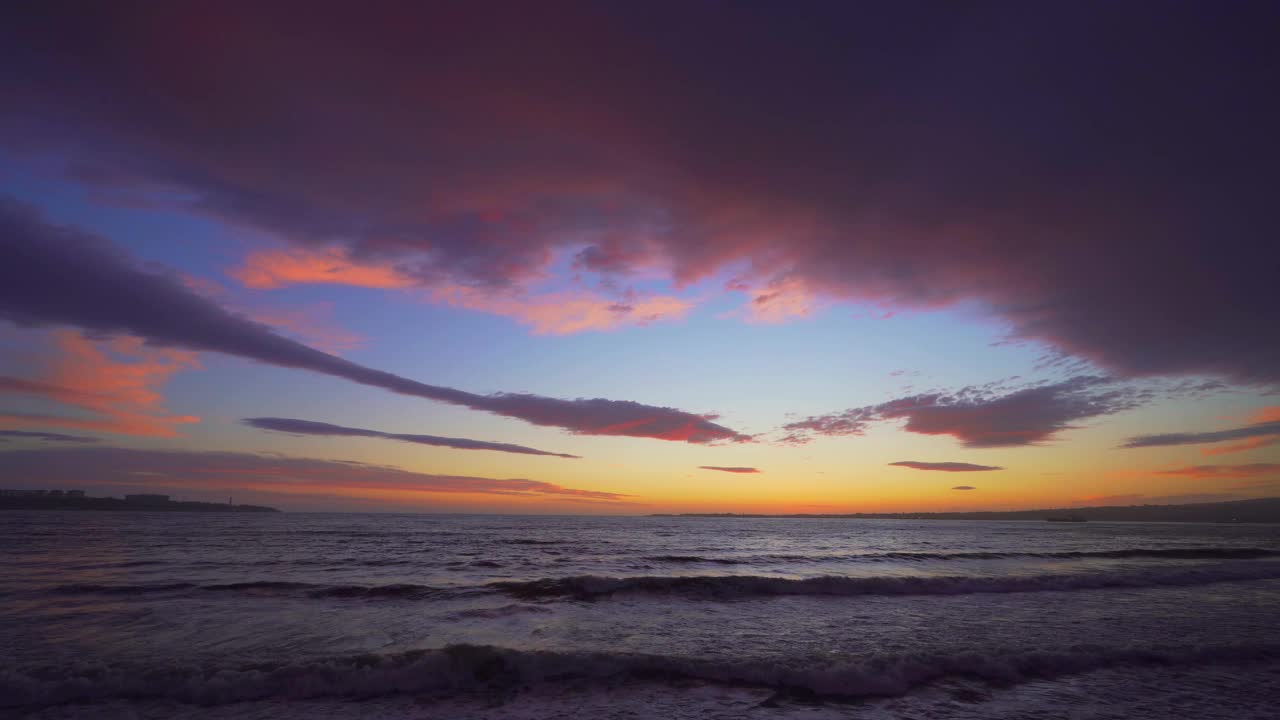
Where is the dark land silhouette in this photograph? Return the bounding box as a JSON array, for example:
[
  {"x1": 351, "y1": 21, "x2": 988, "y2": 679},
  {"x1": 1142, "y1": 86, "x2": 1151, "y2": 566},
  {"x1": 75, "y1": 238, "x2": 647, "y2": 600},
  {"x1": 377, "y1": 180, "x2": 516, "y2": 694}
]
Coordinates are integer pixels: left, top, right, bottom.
[{"x1": 0, "y1": 492, "x2": 278, "y2": 513}]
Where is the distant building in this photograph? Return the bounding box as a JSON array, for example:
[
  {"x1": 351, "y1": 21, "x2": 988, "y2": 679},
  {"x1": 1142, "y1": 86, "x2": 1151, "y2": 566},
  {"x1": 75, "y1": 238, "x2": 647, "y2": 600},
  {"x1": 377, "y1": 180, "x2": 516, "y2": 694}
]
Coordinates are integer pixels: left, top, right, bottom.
[
  {"x1": 125, "y1": 494, "x2": 170, "y2": 503},
  {"x1": 0, "y1": 489, "x2": 47, "y2": 497},
  {"x1": 47, "y1": 489, "x2": 65, "y2": 498},
  {"x1": 66, "y1": 490, "x2": 85, "y2": 498}
]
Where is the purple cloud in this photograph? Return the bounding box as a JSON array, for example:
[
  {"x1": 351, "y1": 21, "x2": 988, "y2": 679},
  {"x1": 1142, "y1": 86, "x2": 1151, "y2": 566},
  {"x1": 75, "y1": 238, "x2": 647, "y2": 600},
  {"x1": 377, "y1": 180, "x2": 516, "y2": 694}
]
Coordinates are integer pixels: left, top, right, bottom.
[
  {"x1": 785, "y1": 377, "x2": 1149, "y2": 448},
  {"x1": 1121, "y1": 420, "x2": 1280, "y2": 449},
  {"x1": 1, "y1": 4, "x2": 1276, "y2": 384},
  {"x1": 890, "y1": 462, "x2": 1003, "y2": 472},
  {"x1": 0, "y1": 447, "x2": 627, "y2": 500},
  {"x1": 0, "y1": 200, "x2": 742, "y2": 444},
  {"x1": 0, "y1": 430, "x2": 98, "y2": 444},
  {"x1": 244, "y1": 417, "x2": 579, "y2": 458},
  {"x1": 698, "y1": 466, "x2": 761, "y2": 474}
]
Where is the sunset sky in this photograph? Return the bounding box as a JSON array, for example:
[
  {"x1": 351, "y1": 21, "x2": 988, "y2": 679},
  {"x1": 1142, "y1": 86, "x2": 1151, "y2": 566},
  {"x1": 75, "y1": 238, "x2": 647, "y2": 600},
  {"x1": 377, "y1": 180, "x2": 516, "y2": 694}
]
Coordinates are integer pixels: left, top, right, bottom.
[{"x1": 1, "y1": 2, "x2": 1277, "y2": 513}]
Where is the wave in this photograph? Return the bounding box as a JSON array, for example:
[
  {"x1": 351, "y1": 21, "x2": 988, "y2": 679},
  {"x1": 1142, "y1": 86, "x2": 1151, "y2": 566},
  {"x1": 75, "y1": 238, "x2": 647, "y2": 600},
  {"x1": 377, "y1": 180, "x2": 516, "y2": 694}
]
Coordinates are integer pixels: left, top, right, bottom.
[
  {"x1": 44, "y1": 561, "x2": 1280, "y2": 602},
  {"x1": 4, "y1": 642, "x2": 1277, "y2": 708},
  {"x1": 492, "y1": 562, "x2": 1280, "y2": 600},
  {"x1": 645, "y1": 547, "x2": 1280, "y2": 565},
  {"x1": 645, "y1": 554, "x2": 749, "y2": 564},
  {"x1": 49, "y1": 581, "x2": 451, "y2": 600},
  {"x1": 52, "y1": 582, "x2": 198, "y2": 595}
]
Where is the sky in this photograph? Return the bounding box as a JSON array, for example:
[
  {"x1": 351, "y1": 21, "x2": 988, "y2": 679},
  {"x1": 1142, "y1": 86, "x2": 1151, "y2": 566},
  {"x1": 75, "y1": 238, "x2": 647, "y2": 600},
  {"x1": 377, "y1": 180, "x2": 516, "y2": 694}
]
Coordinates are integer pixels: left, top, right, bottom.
[{"x1": 1, "y1": 1, "x2": 1278, "y2": 514}]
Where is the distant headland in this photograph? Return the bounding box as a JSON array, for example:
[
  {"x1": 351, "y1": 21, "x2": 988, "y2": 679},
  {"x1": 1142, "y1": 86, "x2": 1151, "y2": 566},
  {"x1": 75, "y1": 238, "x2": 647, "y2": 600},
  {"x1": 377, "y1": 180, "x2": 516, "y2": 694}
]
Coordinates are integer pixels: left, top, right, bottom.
[
  {"x1": 653, "y1": 497, "x2": 1280, "y2": 524},
  {"x1": 0, "y1": 489, "x2": 279, "y2": 513}
]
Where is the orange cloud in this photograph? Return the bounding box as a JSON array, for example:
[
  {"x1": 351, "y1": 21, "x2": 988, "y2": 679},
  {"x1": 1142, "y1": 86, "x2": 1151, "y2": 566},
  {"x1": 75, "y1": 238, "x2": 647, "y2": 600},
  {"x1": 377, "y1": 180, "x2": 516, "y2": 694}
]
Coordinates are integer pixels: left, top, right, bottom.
[
  {"x1": 232, "y1": 247, "x2": 416, "y2": 289},
  {"x1": 0, "y1": 331, "x2": 200, "y2": 437},
  {"x1": 1153, "y1": 463, "x2": 1280, "y2": 479},
  {"x1": 1202, "y1": 436, "x2": 1280, "y2": 456},
  {"x1": 1251, "y1": 406, "x2": 1280, "y2": 423},
  {"x1": 431, "y1": 285, "x2": 694, "y2": 335}
]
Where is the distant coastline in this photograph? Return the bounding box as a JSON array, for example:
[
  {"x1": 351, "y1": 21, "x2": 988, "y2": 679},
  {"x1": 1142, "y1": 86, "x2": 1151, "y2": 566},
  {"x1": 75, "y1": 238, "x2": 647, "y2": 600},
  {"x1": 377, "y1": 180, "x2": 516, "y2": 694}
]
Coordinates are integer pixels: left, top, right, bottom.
[
  {"x1": 652, "y1": 497, "x2": 1280, "y2": 524},
  {"x1": 0, "y1": 490, "x2": 279, "y2": 513}
]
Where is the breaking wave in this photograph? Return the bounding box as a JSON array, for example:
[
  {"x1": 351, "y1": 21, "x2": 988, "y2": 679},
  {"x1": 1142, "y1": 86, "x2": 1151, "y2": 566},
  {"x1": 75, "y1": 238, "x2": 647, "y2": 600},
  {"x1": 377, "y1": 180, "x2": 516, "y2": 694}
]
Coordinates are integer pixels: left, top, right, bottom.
[
  {"x1": 4, "y1": 642, "x2": 1277, "y2": 708},
  {"x1": 493, "y1": 562, "x2": 1280, "y2": 600}
]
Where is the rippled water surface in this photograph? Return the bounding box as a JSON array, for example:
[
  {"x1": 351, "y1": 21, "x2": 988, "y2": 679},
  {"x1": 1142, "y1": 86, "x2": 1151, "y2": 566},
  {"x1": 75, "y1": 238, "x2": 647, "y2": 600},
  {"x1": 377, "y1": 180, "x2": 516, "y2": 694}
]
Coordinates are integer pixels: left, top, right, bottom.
[{"x1": 3, "y1": 512, "x2": 1279, "y2": 718}]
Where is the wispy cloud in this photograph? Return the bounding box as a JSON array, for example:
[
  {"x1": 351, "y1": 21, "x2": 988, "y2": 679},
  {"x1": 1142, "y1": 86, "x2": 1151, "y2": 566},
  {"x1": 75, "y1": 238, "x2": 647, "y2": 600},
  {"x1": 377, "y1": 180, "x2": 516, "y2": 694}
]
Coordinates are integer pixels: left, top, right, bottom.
[
  {"x1": 430, "y1": 285, "x2": 694, "y2": 335},
  {"x1": 0, "y1": 330, "x2": 199, "y2": 437},
  {"x1": 1152, "y1": 464, "x2": 1280, "y2": 480},
  {"x1": 785, "y1": 377, "x2": 1148, "y2": 447},
  {"x1": 1121, "y1": 419, "x2": 1280, "y2": 454},
  {"x1": 890, "y1": 461, "x2": 1004, "y2": 472},
  {"x1": 698, "y1": 466, "x2": 760, "y2": 474},
  {"x1": 0, "y1": 200, "x2": 743, "y2": 444},
  {"x1": 1073, "y1": 493, "x2": 1245, "y2": 506},
  {"x1": 1202, "y1": 437, "x2": 1280, "y2": 456},
  {"x1": 232, "y1": 247, "x2": 417, "y2": 290},
  {"x1": 244, "y1": 417, "x2": 579, "y2": 458},
  {"x1": 235, "y1": 247, "x2": 696, "y2": 335},
  {"x1": 0, "y1": 430, "x2": 98, "y2": 443},
  {"x1": 0, "y1": 447, "x2": 628, "y2": 500},
  {"x1": 951, "y1": 485, "x2": 977, "y2": 490}
]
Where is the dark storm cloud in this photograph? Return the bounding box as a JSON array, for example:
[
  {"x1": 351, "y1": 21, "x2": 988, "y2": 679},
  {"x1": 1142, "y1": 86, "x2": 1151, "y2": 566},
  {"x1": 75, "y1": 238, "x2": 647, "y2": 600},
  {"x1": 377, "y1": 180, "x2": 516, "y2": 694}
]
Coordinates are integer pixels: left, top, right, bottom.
[
  {"x1": 0, "y1": 200, "x2": 742, "y2": 443},
  {"x1": 244, "y1": 417, "x2": 580, "y2": 458},
  {"x1": 890, "y1": 462, "x2": 1003, "y2": 472},
  {"x1": 785, "y1": 377, "x2": 1148, "y2": 447},
  {"x1": 0, "y1": 430, "x2": 98, "y2": 443},
  {"x1": 1120, "y1": 421, "x2": 1280, "y2": 449},
  {"x1": 0, "y1": 447, "x2": 626, "y2": 500},
  {"x1": 1, "y1": 3, "x2": 1277, "y2": 383}
]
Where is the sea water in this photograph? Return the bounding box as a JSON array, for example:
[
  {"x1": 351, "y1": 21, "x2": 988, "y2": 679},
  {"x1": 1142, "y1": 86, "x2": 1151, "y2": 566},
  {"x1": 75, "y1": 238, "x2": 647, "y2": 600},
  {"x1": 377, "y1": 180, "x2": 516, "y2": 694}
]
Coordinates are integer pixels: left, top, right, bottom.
[{"x1": 2, "y1": 512, "x2": 1278, "y2": 718}]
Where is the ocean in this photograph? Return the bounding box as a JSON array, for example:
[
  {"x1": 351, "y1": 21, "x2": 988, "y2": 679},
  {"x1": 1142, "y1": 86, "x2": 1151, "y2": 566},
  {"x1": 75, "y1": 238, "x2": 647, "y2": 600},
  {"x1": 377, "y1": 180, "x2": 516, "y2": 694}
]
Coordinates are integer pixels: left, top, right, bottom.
[{"x1": 2, "y1": 512, "x2": 1278, "y2": 719}]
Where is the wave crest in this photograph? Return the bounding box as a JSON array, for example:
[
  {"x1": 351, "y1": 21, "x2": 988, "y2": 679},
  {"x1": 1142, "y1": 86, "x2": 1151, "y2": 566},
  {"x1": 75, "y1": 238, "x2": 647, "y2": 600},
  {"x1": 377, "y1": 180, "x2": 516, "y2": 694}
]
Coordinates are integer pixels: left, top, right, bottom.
[{"x1": 492, "y1": 562, "x2": 1280, "y2": 600}]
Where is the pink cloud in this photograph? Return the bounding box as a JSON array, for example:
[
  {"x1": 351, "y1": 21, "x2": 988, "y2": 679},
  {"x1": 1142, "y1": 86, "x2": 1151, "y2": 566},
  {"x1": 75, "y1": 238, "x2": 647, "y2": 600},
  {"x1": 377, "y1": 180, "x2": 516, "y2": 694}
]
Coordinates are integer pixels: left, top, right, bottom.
[
  {"x1": 232, "y1": 247, "x2": 416, "y2": 290},
  {"x1": 0, "y1": 330, "x2": 199, "y2": 437},
  {"x1": 430, "y1": 285, "x2": 694, "y2": 335},
  {"x1": 232, "y1": 247, "x2": 694, "y2": 335},
  {"x1": 732, "y1": 277, "x2": 820, "y2": 324}
]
